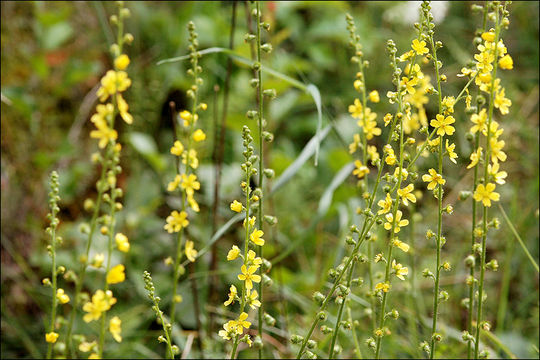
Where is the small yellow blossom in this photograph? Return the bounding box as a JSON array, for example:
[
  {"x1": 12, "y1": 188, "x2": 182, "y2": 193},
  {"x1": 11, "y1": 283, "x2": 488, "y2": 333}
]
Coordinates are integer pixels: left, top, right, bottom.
[
  {"x1": 185, "y1": 240, "x2": 198, "y2": 262},
  {"x1": 89, "y1": 353, "x2": 100, "y2": 359},
  {"x1": 114, "y1": 54, "x2": 130, "y2": 70},
  {"x1": 224, "y1": 285, "x2": 237, "y2": 306},
  {"x1": 490, "y1": 138, "x2": 507, "y2": 163},
  {"x1": 364, "y1": 119, "x2": 381, "y2": 140},
  {"x1": 352, "y1": 160, "x2": 370, "y2": 179},
  {"x1": 393, "y1": 239, "x2": 410, "y2": 252},
  {"x1": 238, "y1": 265, "x2": 261, "y2": 290},
  {"x1": 90, "y1": 115, "x2": 118, "y2": 149},
  {"x1": 481, "y1": 30, "x2": 496, "y2": 42},
  {"x1": 109, "y1": 316, "x2": 122, "y2": 343},
  {"x1": 92, "y1": 253, "x2": 105, "y2": 268},
  {"x1": 394, "y1": 167, "x2": 408, "y2": 181},
  {"x1": 470, "y1": 109, "x2": 488, "y2": 134},
  {"x1": 79, "y1": 341, "x2": 97, "y2": 353},
  {"x1": 230, "y1": 200, "x2": 243, "y2": 212},
  {"x1": 115, "y1": 233, "x2": 130, "y2": 253},
  {"x1": 117, "y1": 94, "x2": 133, "y2": 124},
  {"x1": 83, "y1": 290, "x2": 117, "y2": 322},
  {"x1": 107, "y1": 264, "x2": 126, "y2": 285},
  {"x1": 467, "y1": 147, "x2": 483, "y2": 169},
  {"x1": 385, "y1": 145, "x2": 397, "y2": 166},
  {"x1": 397, "y1": 183, "x2": 416, "y2": 206},
  {"x1": 180, "y1": 110, "x2": 193, "y2": 126},
  {"x1": 180, "y1": 174, "x2": 200, "y2": 196},
  {"x1": 167, "y1": 175, "x2": 181, "y2": 192},
  {"x1": 375, "y1": 282, "x2": 390, "y2": 293},
  {"x1": 227, "y1": 245, "x2": 241, "y2": 261},
  {"x1": 369, "y1": 90, "x2": 380, "y2": 103},
  {"x1": 45, "y1": 332, "x2": 59, "y2": 343},
  {"x1": 499, "y1": 54, "x2": 513, "y2": 70},
  {"x1": 182, "y1": 149, "x2": 199, "y2": 169},
  {"x1": 348, "y1": 99, "x2": 363, "y2": 119},
  {"x1": 384, "y1": 210, "x2": 409, "y2": 233},
  {"x1": 442, "y1": 96, "x2": 456, "y2": 114},
  {"x1": 349, "y1": 133, "x2": 361, "y2": 154},
  {"x1": 164, "y1": 210, "x2": 189, "y2": 233},
  {"x1": 401, "y1": 76, "x2": 418, "y2": 95},
  {"x1": 488, "y1": 162, "x2": 507, "y2": 185},
  {"x1": 392, "y1": 260, "x2": 409, "y2": 280},
  {"x1": 494, "y1": 87, "x2": 512, "y2": 115},
  {"x1": 398, "y1": 50, "x2": 414, "y2": 62},
  {"x1": 430, "y1": 114, "x2": 455, "y2": 136},
  {"x1": 170, "y1": 140, "x2": 185, "y2": 156},
  {"x1": 411, "y1": 39, "x2": 429, "y2": 55},
  {"x1": 250, "y1": 229, "x2": 265, "y2": 246},
  {"x1": 174, "y1": 295, "x2": 183, "y2": 303},
  {"x1": 353, "y1": 79, "x2": 362, "y2": 91},
  {"x1": 445, "y1": 140, "x2": 458, "y2": 164},
  {"x1": 231, "y1": 312, "x2": 251, "y2": 334},
  {"x1": 473, "y1": 183, "x2": 500, "y2": 207},
  {"x1": 192, "y1": 129, "x2": 206, "y2": 142},
  {"x1": 56, "y1": 288, "x2": 70, "y2": 304},
  {"x1": 219, "y1": 321, "x2": 235, "y2": 340},
  {"x1": 188, "y1": 193, "x2": 200, "y2": 211},
  {"x1": 96, "y1": 70, "x2": 131, "y2": 102},
  {"x1": 422, "y1": 168, "x2": 446, "y2": 190},
  {"x1": 383, "y1": 113, "x2": 393, "y2": 127},
  {"x1": 377, "y1": 193, "x2": 393, "y2": 215},
  {"x1": 247, "y1": 290, "x2": 262, "y2": 309}
]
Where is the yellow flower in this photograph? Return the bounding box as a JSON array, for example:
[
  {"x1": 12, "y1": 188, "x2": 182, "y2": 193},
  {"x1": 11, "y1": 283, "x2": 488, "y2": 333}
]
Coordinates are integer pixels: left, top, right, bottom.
[
  {"x1": 481, "y1": 30, "x2": 496, "y2": 42},
  {"x1": 106, "y1": 264, "x2": 126, "y2": 285},
  {"x1": 467, "y1": 147, "x2": 483, "y2": 169},
  {"x1": 442, "y1": 96, "x2": 456, "y2": 114},
  {"x1": 367, "y1": 145, "x2": 380, "y2": 163},
  {"x1": 470, "y1": 109, "x2": 487, "y2": 134},
  {"x1": 488, "y1": 162, "x2": 507, "y2": 185},
  {"x1": 364, "y1": 120, "x2": 381, "y2": 140},
  {"x1": 397, "y1": 183, "x2": 416, "y2": 206},
  {"x1": 445, "y1": 140, "x2": 458, "y2": 164},
  {"x1": 243, "y1": 216, "x2": 256, "y2": 228},
  {"x1": 349, "y1": 133, "x2": 361, "y2": 154},
  {"x1": 357, "y1": 107, "x2": 377, "y2": 128},
  {"x1": 182, "y1": 149, "x2": 199, "y2": 169},
  {"x1": 490, "y1": 138, "x2": 507, "y2": 163},
  {"x1": 392, "y1": 260, "x2": 409, "y2": 280},
  {"x1": 352, "y1": 160, "x2": 369, "y2": 179},
  {"x1": 384, "y1": 145, "x2": 397, "y2": 165},
  {"x1": 348, "y1": 99, "x2": 363, "y2": 119},
  {"x1": 116, "y1": 94, "x2": 133, "y2": 124},
  {"x1": 90, "y1": 115, "x2": 118, "y2": 149},
  {"x1": 187, "y1": 194, "x2": 199, "y2": 212},
  {"x1": 238, "y1": 265, "x2": 261, "y2": 290},
  {"x1": 115, "y1": 233, "x2": 130, "y2": 253},
  {"x1": 185, "y1": 240, "x2": 198, "y2": 262},
  {"x1": 109, "y1": 316, "x2": 122, "y2": 343},
  {"x1": 392, "y1": 239, "x2": 410, "y2": 252},
  {"x1": 377, "y1": 193, "x2": 393, "y2": 215},
  {"x1": 231, "y1": 312, "x2": 251, "y2": 335},
  {"x1": 79, "y1": 341, "x2": 97, "y2": 353},
  {"x1": 56, "y1": 288, "x2": 70, "y2": 304},
  {"x1": 384, "y1": 210, "x2": 409, "y2": 233},
  {"x1": 96, "y1": 70, "x2": 131, "y2": 102},
  {"x1": 180, "y1": 110, "x2": 193, "y2": 126},
  {"x1": 383, "y1": 113, "x2": 393, "y2": 127},
  {"x1": 164, "y1": 210, "x2": 189, "y2": 233},
  {"x1": 250, "y1": 229, "x2": 265, "y2": 246},
  {"x1": 227, "y1": 245, "x2": 241, "y2": 261},
  {"x1": 422, "y1": 168, "x2": 446, "y2": 190},
  {"x1": 89, "y1": 353, "x2": 100, "y2": 359},
  {"x1": 192, "y1": 129, "x2": 206, "y2": 142},
  {"x1": 398, "y1": 50, "x2": 414, "y2": 62},
  {"x1": 494, "y1": 87, "x2": 511, "y2": 115},
  {"x1": 369, "y1": 90, "x2": 380, "y2": 103},
  {"x1": 45, "y1": 332, "x2": 59, "y2": 343},
  {"x1": 219, "y1": 320, "x2": 236, "y2": 340},
  {"x1": 167, "y1": 175, "x2": 181, "y2": 192},
  {"x1": 181, "y1": 174, "x2": 200, "y2": 196},
  {"x1": 375, "y1": 282, "x2": 390, "y2": 293},
  {"x1": 499, "y1": 54, "x2": 513, "y2": 70},
  {"x1": 394, "y1": 167, "x2": 408, "y2": 181},
  {"x1": 473, "y1": 183, "x2": 500, "y2": 207},
  {"x1": 170, "y1": 140, "x2": 185, "y2": 156},
  {"x1": 246, "y1": 290, "x2": 262, "y2": 309},
  {"x1": 411, "y1": 39, "x2": 429, "y2": 55},
  {"x1": 401, "y1": 76, "x2": 418, "y2": 95},
  {"x1": 92, "y1": 253, "x2": 105, "y2": 268},
  {"x1": 353, "y1": 79, "x2": 362, "y2": 91},
  {"x1": 430, "y1": 114, "x2": 455, "y2": 136},
  {"x1": 83, "y1": 290, "x2": 117, "y2": 322},
  {"x1": 230, "y1": 200, "x2": 242, "y2": 212},
  {"x1": 114, "y1": 54, "x2": 130, "y2": 70},
  {"x1": 224, "y1": 285, "x2": 237, "y2": 306}
]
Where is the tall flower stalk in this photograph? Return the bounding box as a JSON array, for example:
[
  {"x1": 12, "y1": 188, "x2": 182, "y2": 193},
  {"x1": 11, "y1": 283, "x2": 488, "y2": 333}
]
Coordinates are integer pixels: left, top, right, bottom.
[{"x1": 64, "y1": 2, "x2": 133, "y2": 358}]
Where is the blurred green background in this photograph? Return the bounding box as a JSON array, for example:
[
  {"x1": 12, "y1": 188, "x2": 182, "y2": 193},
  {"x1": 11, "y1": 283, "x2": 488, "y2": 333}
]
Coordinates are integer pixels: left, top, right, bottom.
[{"x1": 1, "y1": 1, "x2": 538, "y2": 358}]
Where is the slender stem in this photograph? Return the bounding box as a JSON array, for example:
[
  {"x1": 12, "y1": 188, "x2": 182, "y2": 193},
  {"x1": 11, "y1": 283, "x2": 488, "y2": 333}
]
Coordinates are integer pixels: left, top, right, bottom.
[
  {"x1": 347, "y1": 306, "x2": 362, "y2": 359},
  {"x1": 328, "y1": 261, "x2": 356, "y2": 358},
  {"x1": 46, "y1": 209, "x2": 58, "y2": 359},
  {"x1": 475, "y1": 6, "x2": 501, "y2": 358}
]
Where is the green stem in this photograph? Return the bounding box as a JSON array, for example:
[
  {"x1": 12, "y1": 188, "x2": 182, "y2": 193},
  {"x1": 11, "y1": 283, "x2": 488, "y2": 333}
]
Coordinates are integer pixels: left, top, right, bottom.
[
  {"x1": 474, "y1": 6, "x2": 501, "y2": 358},
  {"x1": 347, "y1": 306, "x2": 362, "y2": 359},
  {"x1": 46, "y1": 212, "x2": 58, "y2": 359}
]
